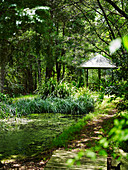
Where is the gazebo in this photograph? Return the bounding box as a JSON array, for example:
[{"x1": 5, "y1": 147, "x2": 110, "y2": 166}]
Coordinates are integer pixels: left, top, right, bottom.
[{"x1": 79, "y1": 54, "x2": 117, "y2": 87}]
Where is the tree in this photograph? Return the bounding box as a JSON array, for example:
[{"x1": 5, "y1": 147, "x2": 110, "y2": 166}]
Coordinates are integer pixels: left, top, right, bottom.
[{"x1": 0, "y1": 0, "x2": 50, "y2": 93}]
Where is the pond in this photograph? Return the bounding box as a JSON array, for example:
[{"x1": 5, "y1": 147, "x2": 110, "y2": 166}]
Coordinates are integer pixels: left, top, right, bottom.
[{"x1": 0, "y1": 113, "x2": 83, "y2": 162}]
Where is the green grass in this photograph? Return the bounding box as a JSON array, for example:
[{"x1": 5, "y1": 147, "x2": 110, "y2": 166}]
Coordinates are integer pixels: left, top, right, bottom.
[{"x1": 52, "y1": 114, "x2": 93, "y2": 148}]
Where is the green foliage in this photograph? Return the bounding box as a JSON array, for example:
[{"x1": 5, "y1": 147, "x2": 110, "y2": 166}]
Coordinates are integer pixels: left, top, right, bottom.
[
  {"x1": 109, "y1": 118, "x2": 128, "y2": 143},
  {"x1": 0, "y1": 87, "x2": 94, "y2": 118},
  {"x1": 94, "y1": 113, "x2": 128, "y2": 159},
  {"x1": 0, "y1": 93, "x2": 13, "y2": 118},
  {"x1": 52, "y1": 82, "x2": 77, "y2": 99},
  {"x1": 123, "y1": 35, "x2": 128, "y2": 52},
  {"x1": 0, "y1": 102, "x2": 14, "y2": 118},
  {"x1": 105, "y1": 81, "x2": 128, "y2": 100},
  {"x1": 67, "y1": 151, "x2": 85, "y2": 167},
  {"x1": 116, "y1": 100, "x2": 128, "y2": 111},
  {"x1": 37, "y1": 78, "x2": 57, "y2": 98},
  {"x1": 11, "y1": 93, "x2": 94, "y2": 116},
  {"x1": 37, "y1": 80, "x2": 78, "y2": 99},
  {"x1": 0, "y1": 93, "x2": 9, "y2": 103}
]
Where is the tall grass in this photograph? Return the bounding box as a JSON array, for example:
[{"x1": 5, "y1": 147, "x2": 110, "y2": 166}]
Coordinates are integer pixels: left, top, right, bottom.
[
  {"x1": 0, "y1": 86, "x2": 95, "y2": 117},
  {"x1": 11, "y1": 95, "x2": 94, "y2": 117}
]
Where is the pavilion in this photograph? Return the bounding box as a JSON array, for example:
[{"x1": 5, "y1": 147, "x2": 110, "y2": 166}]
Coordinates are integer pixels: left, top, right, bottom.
[{"x1": 79, "y1": 54, "x2": 117, "y2": 87}]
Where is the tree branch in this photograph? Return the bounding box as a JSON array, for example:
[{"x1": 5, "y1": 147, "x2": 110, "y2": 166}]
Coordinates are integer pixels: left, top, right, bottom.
[
  {"x1": 105, "y1": 0, "x2": 128, "y2": 19},
  {"x1": 97, "y1": 0, "x2": 116, "y2": 40}
]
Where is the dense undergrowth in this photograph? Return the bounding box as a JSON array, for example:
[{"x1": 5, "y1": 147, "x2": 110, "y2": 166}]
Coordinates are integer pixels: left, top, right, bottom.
[{"x1": 0, "y1": 85, "x2": 94, "y2": 118}]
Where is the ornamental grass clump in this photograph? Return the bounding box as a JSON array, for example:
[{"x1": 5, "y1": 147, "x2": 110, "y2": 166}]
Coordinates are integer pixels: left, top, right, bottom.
[{"x1": 11, "y1": 93, "x2": 94, "y2": 116}]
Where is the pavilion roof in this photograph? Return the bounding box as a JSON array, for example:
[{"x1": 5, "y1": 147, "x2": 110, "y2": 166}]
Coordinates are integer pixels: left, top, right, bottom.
[{"x1": 79, "y1": 54, "x2": 117, "y2": 69}]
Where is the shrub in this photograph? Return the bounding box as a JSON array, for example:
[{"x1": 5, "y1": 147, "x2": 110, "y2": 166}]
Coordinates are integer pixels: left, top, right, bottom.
[
  {"x1": 105, "y1": 81, "x2": 128, "y2": 100},
  {"x1": 36, "y1": 79, "x2": 77, "y2": 99},
  {"x1": 0, "y1": 93, "x2": 13, "y2": 118},
  {"x1": 0, "y1": 86, "x2": 94, "y2": 117},
  {"x1": 36, "y1": 78, "x2": 57, "y2": 98}
]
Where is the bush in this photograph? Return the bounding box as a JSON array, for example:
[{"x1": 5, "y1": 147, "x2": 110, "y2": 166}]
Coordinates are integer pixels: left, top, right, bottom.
[
  {"x1": 51, "y1": 82, "x2": 77, "y2": 98},
  {"x1": 36, "y1": 79, "x2": 77, "y2": 99},
  {"x1": 36, "y1": 78, "x2": 57, "y2": 98},
  {"x1": 0, "y1": 93, "x2": 13, "y2": 118},
  {"x1": 0, "y1": 86, "x2": 94, "y2": 117},
  {"x1": 105, "y1": 81, "x2": 128, "y2": 100}
]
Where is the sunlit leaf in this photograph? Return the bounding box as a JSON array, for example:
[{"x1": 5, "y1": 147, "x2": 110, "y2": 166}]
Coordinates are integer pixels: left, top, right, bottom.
[
  {"x1": 78, "y1": 151, "x2": 84, "y2": 158},
  {"x1": 114, "y1": 119, "x2": 119, "y2": 126},
  {"x1": 123, "y1": 35, "x2": 128, "y2": 51},
  {"x1": 86, "y1": 150, "x2": 96, "y2": 160},
  {"x1": 99, "y1": 137, "x2": 109, "y2": 148},
  {"x1": 67, "y1": 159, "x2": 75, "y2": 167},
  {"x1": 99, "y1": 150, "x2": 107, "y2": 156}
]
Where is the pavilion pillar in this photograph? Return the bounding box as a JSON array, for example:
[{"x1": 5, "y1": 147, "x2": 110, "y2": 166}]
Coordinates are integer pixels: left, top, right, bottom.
[
  {"x1": 98, "y1": 69, "x2": 101, "y2": 86},
  {"x1": 86, "y1": 69, "x2": 88, "y2": 87}
]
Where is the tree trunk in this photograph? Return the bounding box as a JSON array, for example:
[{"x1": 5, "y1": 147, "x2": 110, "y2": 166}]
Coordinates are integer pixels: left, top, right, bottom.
[
  {"x1": 56, "y1": 61, "x2": 61, "y2": 82},
  {"x1": 34, "y1": 71, "x2": 37, "y2": 90},
  {"x1": 0, "y1": 63, "x2": 6, "y2": 93},
  {"x1": 37, "y1": 57, "x2": 42, "y2": 86},
  {"x1": 62, "y1": 64, "x2": 65, "y2": 79},
  {"x1": 27, "y1": 65, "x2": 34, "y2": 93},
  {"x1": 46, "y1": 67, "x2": 53, "y2": 80}
]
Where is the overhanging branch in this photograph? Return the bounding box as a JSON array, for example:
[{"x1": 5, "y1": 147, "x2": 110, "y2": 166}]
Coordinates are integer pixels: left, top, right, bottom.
[{"x1": 105, "y1": 0, "x2": 128, "y2": 19}]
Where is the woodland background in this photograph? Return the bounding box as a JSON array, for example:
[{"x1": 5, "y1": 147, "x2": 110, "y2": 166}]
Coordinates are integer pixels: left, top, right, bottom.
[{"x1": 0, "y1": 0, "x2": 128, "y2": 96}]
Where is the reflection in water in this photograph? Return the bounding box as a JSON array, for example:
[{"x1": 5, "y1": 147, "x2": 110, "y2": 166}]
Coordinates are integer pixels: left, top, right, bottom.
[{"x1": 0, "y1": 113, "x2": 82, "y2": 160}]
